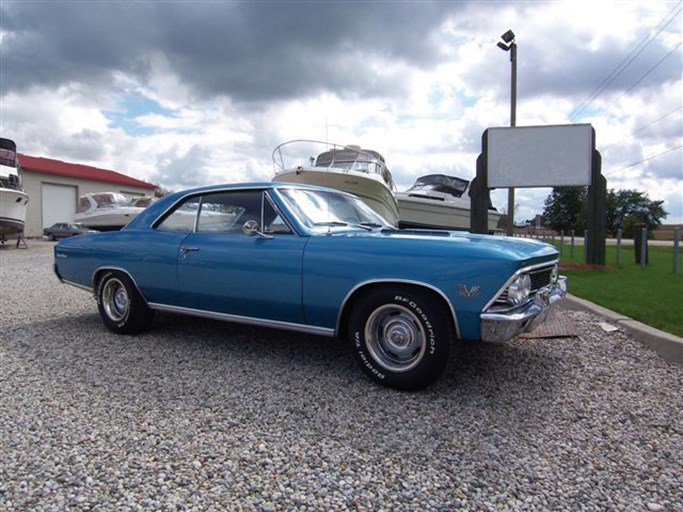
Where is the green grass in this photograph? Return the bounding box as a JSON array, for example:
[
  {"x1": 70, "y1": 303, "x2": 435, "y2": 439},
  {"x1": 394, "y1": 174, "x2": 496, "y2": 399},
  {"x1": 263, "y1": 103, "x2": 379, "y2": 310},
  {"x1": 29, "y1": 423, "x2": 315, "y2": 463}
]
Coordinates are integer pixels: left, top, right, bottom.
[{"x1": 549, "y1": 242, "x2": 682, "y2": 337}]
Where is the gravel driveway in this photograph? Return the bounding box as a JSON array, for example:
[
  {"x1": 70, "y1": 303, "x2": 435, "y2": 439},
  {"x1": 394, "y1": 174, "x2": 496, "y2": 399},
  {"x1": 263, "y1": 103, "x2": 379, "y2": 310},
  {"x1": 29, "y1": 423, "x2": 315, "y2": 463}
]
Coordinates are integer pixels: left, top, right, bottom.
[{"x1": 1, "y1": 240, "x2": 681, "y2": 511}]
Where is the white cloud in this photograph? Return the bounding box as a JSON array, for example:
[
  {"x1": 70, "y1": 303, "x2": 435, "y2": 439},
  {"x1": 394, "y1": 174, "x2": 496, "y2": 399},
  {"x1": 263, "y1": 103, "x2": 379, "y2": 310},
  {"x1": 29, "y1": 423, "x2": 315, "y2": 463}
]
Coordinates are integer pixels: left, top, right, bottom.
[{"x1": 1, "y1": 0, "x2": 680, "y2": 223}]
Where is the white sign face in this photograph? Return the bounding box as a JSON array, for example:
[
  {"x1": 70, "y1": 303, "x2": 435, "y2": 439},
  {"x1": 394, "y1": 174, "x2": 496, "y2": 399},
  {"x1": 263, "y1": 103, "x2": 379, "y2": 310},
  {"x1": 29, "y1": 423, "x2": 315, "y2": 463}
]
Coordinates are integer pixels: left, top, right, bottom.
[{"x1": 487, "y1": 124, "x2": 593, "y2": 188}]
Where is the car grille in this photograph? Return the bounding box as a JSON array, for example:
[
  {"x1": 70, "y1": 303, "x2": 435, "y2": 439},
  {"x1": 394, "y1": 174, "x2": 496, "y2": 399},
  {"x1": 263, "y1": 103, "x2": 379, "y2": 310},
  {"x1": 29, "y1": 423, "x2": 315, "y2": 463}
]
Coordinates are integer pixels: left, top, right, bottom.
[{"x1": 495, "y1": 264, "x2": 556, "y2": 305}]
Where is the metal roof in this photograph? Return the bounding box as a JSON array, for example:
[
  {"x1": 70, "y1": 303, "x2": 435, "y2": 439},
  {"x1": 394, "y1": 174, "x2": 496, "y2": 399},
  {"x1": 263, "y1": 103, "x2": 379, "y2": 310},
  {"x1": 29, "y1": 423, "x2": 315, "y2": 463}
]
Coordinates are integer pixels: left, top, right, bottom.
[{"x1": 18, "y1": 153, "x2": 157, "y2": 190}]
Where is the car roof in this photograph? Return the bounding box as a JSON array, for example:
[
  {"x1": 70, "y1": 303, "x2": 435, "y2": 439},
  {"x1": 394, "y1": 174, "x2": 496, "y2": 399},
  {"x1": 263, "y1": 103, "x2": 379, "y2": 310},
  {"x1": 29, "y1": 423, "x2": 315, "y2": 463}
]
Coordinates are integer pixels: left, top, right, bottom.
[{"x1": 124, "y1": 182, "x2": 353, "y2": 231}]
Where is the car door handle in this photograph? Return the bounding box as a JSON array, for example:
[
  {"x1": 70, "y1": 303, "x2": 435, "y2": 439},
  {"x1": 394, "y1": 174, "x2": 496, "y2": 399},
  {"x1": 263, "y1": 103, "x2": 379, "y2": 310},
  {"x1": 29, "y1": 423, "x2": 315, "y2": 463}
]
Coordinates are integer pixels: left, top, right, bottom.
[{"x1": 181, "y1": 246, "x2": 200, "y2": 255}]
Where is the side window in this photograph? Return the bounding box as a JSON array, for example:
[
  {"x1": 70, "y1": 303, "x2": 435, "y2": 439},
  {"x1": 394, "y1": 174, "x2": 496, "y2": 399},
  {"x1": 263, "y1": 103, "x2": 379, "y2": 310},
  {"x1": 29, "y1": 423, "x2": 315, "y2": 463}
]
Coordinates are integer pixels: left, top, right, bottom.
[
  {"x1": 197, "y1": 190, "x2": 262, "y2": 233},
  {"x1": 156, "y1": 190, "x2": 292, "y2": 235},
  {"x1": 263, "y1": 195, "x2": 292, "y2": 234},
  {"x1": 157, "y1": 196, "x2": 201, "y2": 232}
]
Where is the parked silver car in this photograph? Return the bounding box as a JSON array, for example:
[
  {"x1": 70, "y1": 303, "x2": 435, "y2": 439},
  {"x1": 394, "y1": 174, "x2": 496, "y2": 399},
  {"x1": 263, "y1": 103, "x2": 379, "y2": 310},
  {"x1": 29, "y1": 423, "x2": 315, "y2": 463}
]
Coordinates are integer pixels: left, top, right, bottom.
[{"x1": 43, "y1": 222, "x2": 99, "y2": 240}]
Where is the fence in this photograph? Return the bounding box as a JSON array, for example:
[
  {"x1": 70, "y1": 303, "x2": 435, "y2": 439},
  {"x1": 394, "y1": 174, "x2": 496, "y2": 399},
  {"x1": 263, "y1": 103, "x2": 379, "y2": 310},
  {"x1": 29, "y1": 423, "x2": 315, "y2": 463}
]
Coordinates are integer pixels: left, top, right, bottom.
[{"x1": 513, "y1": 227, "x2": 681, "y2": 274}]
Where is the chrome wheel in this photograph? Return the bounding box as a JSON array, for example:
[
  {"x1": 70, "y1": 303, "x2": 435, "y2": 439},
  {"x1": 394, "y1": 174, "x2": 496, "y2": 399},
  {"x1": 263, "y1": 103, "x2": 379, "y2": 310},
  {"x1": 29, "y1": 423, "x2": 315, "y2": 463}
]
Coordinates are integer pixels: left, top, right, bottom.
[
  {"x1": 101, "y1": 277, "x2": 129, "y2": 322},
  {"x1": 364, "y1": 304, "x2": 427, "y2": 373}
]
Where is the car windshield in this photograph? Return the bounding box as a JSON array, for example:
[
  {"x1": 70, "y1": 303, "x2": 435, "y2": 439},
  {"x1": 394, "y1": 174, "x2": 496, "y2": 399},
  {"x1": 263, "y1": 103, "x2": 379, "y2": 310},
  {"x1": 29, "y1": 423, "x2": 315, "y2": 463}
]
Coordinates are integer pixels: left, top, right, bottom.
[{"x1": 278, "y1": 188, "x2": 390, "y2": 232}]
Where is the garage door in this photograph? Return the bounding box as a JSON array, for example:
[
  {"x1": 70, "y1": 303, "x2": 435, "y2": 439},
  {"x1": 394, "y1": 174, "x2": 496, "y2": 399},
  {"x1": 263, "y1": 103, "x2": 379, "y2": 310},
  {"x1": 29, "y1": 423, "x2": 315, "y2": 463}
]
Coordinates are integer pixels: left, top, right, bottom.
[{"x1": 42, "y1": 183, "x2": 77, "y2": 228}]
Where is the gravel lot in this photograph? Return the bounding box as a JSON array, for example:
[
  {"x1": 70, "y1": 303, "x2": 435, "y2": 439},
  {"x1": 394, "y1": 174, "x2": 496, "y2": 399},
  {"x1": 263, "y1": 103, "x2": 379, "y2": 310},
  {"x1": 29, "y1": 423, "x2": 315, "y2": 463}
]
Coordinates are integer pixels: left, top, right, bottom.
[{"x1": 1, "y1": 240, "x2": 681, "y2": 511}]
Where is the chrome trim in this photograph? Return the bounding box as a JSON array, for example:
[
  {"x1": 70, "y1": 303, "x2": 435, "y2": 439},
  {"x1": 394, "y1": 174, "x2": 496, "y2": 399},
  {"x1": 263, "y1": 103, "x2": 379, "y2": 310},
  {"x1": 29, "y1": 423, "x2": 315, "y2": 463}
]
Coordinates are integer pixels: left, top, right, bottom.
[
  {"x1": 336, "y1": 279, "x2": 460, "y2": 339},
  {"x1": 481, "y1": 260, "x2": 560, "y2": 313},
  {"x1": 480, "y1": 276, "x2": 567, "y2": 343},
  {"x1": 147, "y1": 303, "x2": 335, "y2": 337},
  {"x1": 264, "y1": 190, "x2": 299, "y2": 235},
  {"x1": 60, "y1": 279, "x2": 94, "y2": 293}
]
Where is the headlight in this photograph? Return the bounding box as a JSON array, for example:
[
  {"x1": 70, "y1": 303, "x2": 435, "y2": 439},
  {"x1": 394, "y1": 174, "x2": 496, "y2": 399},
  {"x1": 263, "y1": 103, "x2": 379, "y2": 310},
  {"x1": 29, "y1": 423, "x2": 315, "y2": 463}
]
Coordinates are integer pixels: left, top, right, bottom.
[
  {"x1": 550, "y1": 263, "x2": 559, "y2": 284},
  {"x1": 506, "y1": 273, "x2": 531, "y2": 306}
]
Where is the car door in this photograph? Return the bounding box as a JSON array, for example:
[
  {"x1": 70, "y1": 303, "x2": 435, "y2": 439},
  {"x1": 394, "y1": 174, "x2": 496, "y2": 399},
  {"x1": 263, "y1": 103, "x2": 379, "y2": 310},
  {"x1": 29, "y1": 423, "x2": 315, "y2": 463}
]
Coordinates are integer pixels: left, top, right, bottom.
[{"x1": 175, "y1": 189, "x2": 306, "y2": 324}]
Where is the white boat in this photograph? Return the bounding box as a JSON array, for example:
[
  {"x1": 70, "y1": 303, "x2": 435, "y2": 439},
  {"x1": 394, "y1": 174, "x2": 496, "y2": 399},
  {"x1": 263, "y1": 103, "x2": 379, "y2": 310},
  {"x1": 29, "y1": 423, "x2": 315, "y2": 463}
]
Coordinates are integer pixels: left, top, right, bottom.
[
  {"x1": 0, "y1": 138, "x2": 29, "y2": 240},
  {"x1": 397, "y1": 174, "x2": 502, "y2": 233},
  {"x1": 272, "y1": 140, "x2": 400, "y2": 226},
  {"x1": 74, "y1": 192, "x2": 146, "y2": 231}
]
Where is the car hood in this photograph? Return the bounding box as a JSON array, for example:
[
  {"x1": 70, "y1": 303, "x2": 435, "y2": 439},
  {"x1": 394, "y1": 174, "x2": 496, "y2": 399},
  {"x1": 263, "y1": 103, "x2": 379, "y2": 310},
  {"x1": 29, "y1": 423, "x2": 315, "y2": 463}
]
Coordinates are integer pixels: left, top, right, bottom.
[{"x1": 328, "y1": 228, "x2": 559, "y2": 263}]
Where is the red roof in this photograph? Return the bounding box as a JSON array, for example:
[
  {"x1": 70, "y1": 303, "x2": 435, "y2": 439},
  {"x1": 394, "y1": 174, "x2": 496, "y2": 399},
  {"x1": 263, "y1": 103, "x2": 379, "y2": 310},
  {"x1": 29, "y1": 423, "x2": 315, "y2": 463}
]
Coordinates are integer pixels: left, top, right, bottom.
[{"x1": 18, "y1": 153, "x2": 157, "y2": 190}]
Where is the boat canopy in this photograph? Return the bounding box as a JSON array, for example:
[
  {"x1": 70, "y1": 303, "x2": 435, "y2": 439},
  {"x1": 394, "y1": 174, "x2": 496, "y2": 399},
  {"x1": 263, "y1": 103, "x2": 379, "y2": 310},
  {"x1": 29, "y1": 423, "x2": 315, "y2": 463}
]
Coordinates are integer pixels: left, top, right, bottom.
[
  {"x1": 0, "y1": 138, "x2": 17, "y2": 169},
  {"x1": 315, "y1": 146, "x2": 386, "y2": 168},
  {"x1": 0, "y1": 138, "x2": 22, "y2": 190},
  {"x1": 314, "y1": 146, "x2": 394, "y2": 189},
  {"x1": 407, "y1": 174, "x2": 470, "y2": 198}
]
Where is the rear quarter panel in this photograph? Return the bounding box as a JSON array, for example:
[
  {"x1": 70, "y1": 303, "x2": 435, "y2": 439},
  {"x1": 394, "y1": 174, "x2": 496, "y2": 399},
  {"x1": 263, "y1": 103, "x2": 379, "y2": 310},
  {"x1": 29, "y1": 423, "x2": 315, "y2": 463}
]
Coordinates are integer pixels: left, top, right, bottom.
[{"x1": 54, "y1": 229, "x2": 188, "y2": 305}]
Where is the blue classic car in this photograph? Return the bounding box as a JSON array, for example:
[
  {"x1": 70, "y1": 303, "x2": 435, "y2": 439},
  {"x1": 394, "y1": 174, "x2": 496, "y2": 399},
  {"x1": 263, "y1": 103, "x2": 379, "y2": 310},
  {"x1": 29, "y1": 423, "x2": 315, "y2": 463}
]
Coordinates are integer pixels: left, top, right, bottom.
[{"x1": 54, "y1": 183, "x2": 566, "y2": 390}]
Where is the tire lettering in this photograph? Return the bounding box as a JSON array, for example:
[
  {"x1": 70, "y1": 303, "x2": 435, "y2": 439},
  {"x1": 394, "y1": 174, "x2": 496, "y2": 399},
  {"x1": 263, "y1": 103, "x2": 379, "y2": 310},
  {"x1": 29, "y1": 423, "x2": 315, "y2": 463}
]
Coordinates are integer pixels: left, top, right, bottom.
[
  {"x1": 394, "y1": 295, "x2": 437, "y2": 354},
  {"x1": 354, "y1": 331, "x2": 385, "y2": 379}
]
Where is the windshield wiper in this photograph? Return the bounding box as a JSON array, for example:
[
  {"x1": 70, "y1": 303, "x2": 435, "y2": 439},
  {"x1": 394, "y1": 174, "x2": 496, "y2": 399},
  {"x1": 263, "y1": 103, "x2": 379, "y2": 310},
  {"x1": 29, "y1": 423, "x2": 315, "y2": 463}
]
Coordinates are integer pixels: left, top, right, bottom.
[
  {"x1": 313, "y1": 221, "x2": 373, "y2": 231},
  {"x1": 313, "y1": 221, "x2": 349, "y2": 227}
]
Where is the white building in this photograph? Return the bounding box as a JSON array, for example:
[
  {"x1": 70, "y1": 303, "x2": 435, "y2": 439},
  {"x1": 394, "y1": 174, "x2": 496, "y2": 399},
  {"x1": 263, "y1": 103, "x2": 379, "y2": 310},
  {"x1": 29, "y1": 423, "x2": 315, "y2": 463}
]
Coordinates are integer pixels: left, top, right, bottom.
[{"x1": 19, "y1": 154, "x2": 156, "y2": 237}]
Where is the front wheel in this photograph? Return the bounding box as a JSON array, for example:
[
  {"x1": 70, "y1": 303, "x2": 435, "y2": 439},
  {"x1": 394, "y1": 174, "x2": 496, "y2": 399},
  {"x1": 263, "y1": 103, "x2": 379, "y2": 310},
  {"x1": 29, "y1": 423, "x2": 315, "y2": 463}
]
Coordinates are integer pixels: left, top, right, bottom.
[
  {"x1": 96, "y1": 270, "x2": 154, "y2": 334},
  {"x1": 348, "y1": 287, "x2": 453, "y2": 390}
]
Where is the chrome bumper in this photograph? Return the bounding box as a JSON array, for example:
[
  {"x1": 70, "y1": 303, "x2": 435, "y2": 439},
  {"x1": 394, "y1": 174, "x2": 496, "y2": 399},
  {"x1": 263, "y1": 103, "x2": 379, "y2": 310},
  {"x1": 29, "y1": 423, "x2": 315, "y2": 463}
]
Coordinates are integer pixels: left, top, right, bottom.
[{"x1": 480, "y1": 277, "x2": 567, "y2": 343}]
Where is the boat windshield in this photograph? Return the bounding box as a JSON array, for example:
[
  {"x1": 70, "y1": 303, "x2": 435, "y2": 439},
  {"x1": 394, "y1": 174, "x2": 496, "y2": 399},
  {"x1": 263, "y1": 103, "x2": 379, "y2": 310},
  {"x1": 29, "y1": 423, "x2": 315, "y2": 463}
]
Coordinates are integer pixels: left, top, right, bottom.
[
  {"x1": 278, "y1": 188, "x2": 390, "y2": 231},
  {"x1": 0, "y1": 139, "x2": 21, "y2": 190},
  {"x1": 408, "y1": 175, "x2": 469, "y2": 198},
  {"x1": 315, "y1": 158, "x2": 384, "y2": 175},
  {"x1": 91, "y1": 193, "x2": 131, "y2": 208}
]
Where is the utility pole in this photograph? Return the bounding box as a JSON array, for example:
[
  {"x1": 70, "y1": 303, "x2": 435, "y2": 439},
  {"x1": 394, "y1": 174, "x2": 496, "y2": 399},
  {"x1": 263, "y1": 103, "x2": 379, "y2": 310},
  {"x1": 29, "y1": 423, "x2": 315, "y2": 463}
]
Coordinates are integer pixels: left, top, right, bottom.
[{"x1": 498, "y1": 30, "x2": 517, "y2": 235}]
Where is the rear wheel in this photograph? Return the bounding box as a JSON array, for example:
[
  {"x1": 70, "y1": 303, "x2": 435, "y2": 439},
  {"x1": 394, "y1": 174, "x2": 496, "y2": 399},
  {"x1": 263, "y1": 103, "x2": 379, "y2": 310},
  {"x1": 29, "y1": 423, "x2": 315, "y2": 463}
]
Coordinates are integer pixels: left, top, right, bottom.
[
  {"x1": 96, "y1": 270, "x2": 154, "y2": 334},
  {"x1": 348, "y1": 286, "x2": 453, "y2": 390}
]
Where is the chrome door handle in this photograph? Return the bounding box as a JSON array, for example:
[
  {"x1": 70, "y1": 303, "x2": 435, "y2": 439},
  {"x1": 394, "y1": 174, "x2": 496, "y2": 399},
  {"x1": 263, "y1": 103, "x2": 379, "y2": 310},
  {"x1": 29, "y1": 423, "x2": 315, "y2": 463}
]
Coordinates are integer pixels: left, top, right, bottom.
[{"x1": 181, "y1": 246, "x2": 200, "y2": 255}]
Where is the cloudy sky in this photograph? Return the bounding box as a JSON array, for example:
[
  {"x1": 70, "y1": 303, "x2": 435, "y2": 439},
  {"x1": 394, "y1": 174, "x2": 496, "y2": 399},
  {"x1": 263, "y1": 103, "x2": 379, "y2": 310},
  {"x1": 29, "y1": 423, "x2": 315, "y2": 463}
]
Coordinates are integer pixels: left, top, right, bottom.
[{"x1": 1, "y1": 0, "x2": 681, "y2": 224}]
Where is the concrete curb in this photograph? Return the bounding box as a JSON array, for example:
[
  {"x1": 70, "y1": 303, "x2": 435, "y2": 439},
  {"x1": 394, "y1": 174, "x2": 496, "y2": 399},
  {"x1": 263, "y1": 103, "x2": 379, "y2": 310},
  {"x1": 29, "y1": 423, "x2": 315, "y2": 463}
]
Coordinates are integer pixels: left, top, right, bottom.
[{"x1": 561, "y1": 294, "x2": 683, "y2": 365}]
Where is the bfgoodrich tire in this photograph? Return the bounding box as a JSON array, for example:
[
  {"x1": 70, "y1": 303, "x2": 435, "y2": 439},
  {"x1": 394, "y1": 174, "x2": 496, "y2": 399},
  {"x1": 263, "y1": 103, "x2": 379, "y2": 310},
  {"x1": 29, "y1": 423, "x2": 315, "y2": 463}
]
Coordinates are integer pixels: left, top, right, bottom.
[
  {"x1": 96, "y1": 270, "x2": 154, "y2": 334},
  {"x1": 348, "y1": 286, "x2": 453, "y2": 390}
]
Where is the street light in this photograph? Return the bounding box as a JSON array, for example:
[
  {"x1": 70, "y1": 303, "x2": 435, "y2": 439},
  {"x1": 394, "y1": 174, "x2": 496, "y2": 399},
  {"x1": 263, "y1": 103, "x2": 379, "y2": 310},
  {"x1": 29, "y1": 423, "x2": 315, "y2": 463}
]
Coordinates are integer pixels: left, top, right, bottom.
[{"x1": 498, "y1": 29, "x2": 517, "y2": 235}]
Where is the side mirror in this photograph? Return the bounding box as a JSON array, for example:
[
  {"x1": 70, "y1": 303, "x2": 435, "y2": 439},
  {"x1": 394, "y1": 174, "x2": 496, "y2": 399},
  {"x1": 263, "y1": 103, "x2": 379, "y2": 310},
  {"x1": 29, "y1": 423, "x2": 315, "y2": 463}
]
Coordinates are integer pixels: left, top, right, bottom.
[{"x1": 242, "y1": 219, "x2": 259, "y2": 236}]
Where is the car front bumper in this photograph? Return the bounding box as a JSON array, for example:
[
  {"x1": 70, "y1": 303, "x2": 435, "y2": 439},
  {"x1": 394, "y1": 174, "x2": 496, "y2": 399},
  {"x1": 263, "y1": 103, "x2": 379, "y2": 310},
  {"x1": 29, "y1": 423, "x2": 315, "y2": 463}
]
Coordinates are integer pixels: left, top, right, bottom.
[{"x1": 480, "y1": 276, "x2": 568, "y2": 343}]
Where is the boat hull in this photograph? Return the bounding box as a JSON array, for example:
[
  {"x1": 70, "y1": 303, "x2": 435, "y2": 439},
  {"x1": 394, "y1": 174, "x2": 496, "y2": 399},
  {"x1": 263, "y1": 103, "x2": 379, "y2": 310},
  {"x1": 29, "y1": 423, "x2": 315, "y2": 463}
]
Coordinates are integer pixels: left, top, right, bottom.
[
  {"x1": 0, "y1": 188, "x2": 29, "y2": 236},
  {"x1": 74, "y1": 207, "x2": 144, "y2": 231},
  {"x1": 397, "y1": 194, "x2": 501, "y2": 233},
  {"x1": 275, "y1": 169, "x2": 400, "y2": 227}
]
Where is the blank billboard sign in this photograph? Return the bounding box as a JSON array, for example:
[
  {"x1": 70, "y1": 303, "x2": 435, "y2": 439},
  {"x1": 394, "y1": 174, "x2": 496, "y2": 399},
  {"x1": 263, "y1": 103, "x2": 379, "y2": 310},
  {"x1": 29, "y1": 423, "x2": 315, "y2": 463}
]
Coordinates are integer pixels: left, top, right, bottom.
[{"x1": 487, "y1": 124, "x2": 593, "y2": 188}]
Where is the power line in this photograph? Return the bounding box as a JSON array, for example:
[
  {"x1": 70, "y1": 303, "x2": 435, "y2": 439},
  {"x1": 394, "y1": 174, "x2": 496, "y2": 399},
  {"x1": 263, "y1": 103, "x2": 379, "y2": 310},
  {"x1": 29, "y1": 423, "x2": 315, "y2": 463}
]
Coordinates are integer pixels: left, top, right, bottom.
[
  {"x1": 631, "y1": 106, "x2": 683, "y2": 137},
  {"x1": 602, "y1": 106, "x2": 683, "y2": 152},
  {"x1": 598, "y1": 42, "x2": 682, "y2": 120},
  {"x1": 569, "y1": 1, "x2": 682, "y2": 121},
  {"x1": 605, "y1": 144, "x2": 683, "y2": 176}
]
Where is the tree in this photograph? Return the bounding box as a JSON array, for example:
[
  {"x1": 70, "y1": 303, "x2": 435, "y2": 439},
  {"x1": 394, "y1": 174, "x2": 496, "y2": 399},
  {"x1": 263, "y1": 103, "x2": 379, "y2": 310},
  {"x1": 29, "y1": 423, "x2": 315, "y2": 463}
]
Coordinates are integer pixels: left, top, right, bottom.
[
  {"x1": 542, "y1": 186, "x2": 587, "y2": 234},
  {"x1": 543, "y1": 187, "x2": 668, "y2": 238},
  {"x1": 605, "y1": 189, "x2": 668, "y2": 237}
]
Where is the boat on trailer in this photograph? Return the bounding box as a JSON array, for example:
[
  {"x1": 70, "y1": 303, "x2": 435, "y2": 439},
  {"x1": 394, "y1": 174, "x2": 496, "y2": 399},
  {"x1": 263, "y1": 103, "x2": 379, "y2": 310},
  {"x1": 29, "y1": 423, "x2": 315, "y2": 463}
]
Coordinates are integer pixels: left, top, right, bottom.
[
  {"x1": 397, "y1": 174, "x2": 502, "y2": 233},
  {"x1": 74, "y1": 192, "x2": 147, "y2": 231},
  {"x1": 272, "y1": 140, "x2": 400, "y2": 227},
  {"x1": 0, "y1": 138, "x2": 29, "y2": 242}
]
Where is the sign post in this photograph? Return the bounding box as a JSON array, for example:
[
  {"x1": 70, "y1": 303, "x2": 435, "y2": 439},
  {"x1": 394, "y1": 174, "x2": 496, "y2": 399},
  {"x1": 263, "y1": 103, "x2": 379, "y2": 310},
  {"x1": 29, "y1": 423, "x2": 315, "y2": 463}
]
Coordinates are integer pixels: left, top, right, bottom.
[{"x1": 472, "y1": 124, "x2": 605, "y2": 265}]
